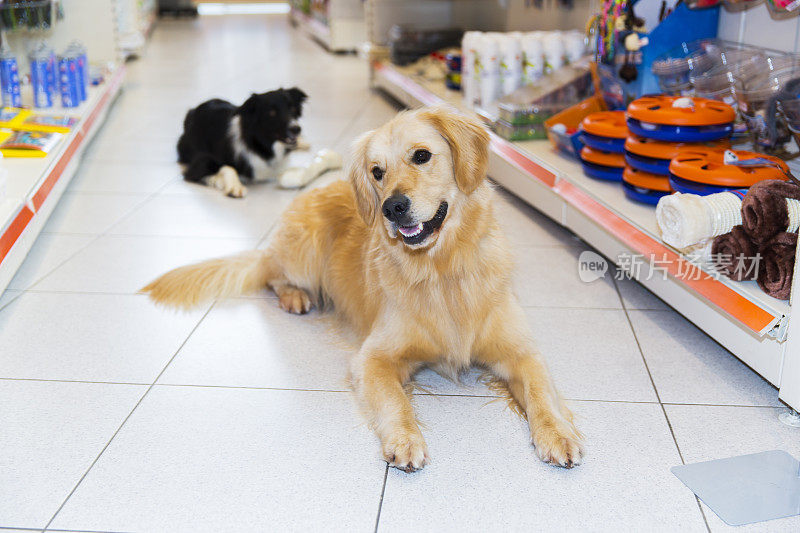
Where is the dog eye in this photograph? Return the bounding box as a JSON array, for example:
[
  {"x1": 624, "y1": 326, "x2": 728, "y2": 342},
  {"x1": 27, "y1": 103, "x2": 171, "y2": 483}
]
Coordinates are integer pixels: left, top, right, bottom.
[
  {"x1": 412, "y1": 149, "x2": 432, "y2": 164},
  {"x1": 371, "y1": 166, "x2": 384, "y2": 181}
]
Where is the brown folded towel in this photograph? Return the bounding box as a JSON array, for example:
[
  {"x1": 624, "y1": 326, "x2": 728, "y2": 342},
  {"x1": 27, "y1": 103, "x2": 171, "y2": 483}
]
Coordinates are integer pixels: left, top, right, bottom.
[
  {"x1": 711, "y1": 226, "x2": 759, "y2": 281},
  {"x1": 741, "y1": 180, "x2": 800, "y2": 244},
  {"x1": 757, "y1": 232, "x2": 797, "y2": 301}
]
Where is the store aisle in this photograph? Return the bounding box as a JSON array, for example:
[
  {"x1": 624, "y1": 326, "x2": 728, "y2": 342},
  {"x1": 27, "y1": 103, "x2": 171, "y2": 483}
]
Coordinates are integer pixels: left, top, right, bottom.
[{"x1": 1, "y1": 14, "x2": 798, "y2": 533}]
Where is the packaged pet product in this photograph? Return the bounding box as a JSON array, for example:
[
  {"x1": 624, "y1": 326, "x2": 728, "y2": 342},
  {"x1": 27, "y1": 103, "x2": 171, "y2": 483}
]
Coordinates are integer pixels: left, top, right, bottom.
[
  {"x1": 462, "y1": 31, "x2": 480, "y2": 107},
  {"x1": 0, "y1": 47, "x2": 21, "y2": 108},
  {"x1": 498, "y1": 34, "x2": 522, "y2": 97},
  {"x1": 564, "y1": 31, "x2": 586, "y2": 64},
  {"x1": 58, "y1": 50, "x2": 80, "y2": 108},
  {"x1": 477, "y1": 34, "x2": 501, "y2": 107},
  {"x1": 543, "y1": 32, "x2": 565, "y2": 74},
  {"x1": 522, "y1": 33, "x2": 544, "y2": 84},
  {"x1": 656, "y1": 190, "x2": 746, "y2": 248},
  {"x1": 68, "y1": 41, "x2": 88, "y2": 102},
  {"x1": 29, "y1": 46, "x2": 54, "y2": 108}
]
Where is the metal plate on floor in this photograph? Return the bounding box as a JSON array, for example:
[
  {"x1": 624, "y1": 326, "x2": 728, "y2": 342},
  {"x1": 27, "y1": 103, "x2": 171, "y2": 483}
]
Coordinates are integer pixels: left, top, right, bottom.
[{"x1": 672, "y1": 450, "x2": 800, "y2": 526}]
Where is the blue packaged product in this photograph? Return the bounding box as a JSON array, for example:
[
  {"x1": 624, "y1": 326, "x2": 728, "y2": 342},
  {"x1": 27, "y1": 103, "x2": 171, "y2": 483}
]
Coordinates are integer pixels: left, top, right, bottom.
[
  {"x1": 0, "y1": 48, "x2": 21, "y2": 108},
  {"x1": 68, "y1": 41, "x2": 88, "y2": 101},
  {"x1": 58, "y1": 54, "x2": 80, "y2": 108},
  {"x1": 30, "y1": 50, "x2": 53, "y2": 108},
  {"x1": 47, "y1": 48, "x2": 58, "y2": 95}
]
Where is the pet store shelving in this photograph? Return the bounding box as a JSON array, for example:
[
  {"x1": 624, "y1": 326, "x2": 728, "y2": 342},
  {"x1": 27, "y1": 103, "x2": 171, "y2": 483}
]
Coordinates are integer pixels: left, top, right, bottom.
[
  {"x1": 289, "y1": 0, "x2": 365, "y2": 52},
  {"x1": 370, "y1": 59, "x2": 800, "y2": 412},
  {"x1": 0, "y1": 65, "x2": 126, "y2": 293}
]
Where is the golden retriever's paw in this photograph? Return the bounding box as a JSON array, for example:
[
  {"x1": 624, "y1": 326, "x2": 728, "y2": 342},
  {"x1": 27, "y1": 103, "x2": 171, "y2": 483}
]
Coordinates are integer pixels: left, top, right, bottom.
[
  {"x1": 383, "y1": 431, "x2": 429, "y2": 473},
  {"x1": 277, "y1": 287, "x2": 312, "y2": 314},
  {"x1": 531, "y1": 424, "x2": 584, "y2": 468}
]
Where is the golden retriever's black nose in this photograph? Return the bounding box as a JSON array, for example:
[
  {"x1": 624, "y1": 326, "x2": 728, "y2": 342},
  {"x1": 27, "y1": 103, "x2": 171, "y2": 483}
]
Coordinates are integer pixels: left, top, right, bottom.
[{"x1": 382, "y1": 195, "x2": 410, "y2": 223}]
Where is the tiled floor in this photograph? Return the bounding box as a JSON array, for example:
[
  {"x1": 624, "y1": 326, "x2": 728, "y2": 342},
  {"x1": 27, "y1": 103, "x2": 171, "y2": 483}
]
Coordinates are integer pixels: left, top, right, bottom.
[{"x1": 1, "y1": 13, "x2": 799, "y2": 533}]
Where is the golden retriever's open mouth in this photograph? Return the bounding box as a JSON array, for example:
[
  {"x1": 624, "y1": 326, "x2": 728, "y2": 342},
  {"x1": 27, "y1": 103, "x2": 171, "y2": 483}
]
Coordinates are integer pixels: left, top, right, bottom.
[{"x1": 397, "y1": 201, "x2": 448, "y2": 245}]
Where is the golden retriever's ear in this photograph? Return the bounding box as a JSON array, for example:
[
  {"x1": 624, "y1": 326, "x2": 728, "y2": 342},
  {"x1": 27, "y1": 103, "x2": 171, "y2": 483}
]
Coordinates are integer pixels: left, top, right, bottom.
[
  {"x1": 421, "y1": 106, "x2": 490, "y2": 195},
  {"x1": 347, "y1": 131, "x2": 379, "y2": 225}
]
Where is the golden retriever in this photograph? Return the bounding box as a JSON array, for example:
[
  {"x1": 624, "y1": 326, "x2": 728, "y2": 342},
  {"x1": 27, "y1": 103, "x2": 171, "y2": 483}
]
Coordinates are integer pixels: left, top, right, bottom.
[{"x1": 142, "y1": 105, "x2": 584, "y2": 472}]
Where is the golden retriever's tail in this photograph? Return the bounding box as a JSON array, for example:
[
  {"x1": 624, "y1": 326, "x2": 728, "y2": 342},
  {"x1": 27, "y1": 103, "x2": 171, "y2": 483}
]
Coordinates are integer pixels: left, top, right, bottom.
[{"x1": 140, "y1": 250, "x2": 273, "y2": 310}]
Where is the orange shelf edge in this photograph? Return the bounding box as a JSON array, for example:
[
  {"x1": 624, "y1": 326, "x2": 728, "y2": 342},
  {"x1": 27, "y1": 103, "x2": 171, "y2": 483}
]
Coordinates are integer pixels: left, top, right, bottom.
[
  {"x1": 0, "y1": 66, "x2": 126, "y2": 269},
  {"x1": 374, "y1": 61, "x2": 778, "y2": 334}
]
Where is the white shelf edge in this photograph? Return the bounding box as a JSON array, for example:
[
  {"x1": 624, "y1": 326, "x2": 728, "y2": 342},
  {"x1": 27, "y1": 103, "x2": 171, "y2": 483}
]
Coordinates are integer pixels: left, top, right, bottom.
[{"x1": 0, "y1": 65, "x2": 126, "y2": 293}]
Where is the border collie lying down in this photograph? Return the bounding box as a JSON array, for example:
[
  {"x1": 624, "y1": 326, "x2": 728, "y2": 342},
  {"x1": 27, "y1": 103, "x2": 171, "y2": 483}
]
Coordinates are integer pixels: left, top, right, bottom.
[{"x1": 177, "y1": 87, "x2": 327, "y2": 197}]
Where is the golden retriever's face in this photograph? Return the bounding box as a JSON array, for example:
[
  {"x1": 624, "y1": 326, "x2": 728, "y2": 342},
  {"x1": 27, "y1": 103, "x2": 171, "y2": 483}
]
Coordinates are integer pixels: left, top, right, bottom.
[{"x1": 348, "y1": 107, "x2": 490, "y2": 251}]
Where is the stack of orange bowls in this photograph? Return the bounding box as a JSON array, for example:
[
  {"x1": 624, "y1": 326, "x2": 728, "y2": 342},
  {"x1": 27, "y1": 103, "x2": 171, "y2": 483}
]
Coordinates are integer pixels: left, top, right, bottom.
[
  {"x1": 622, "y1": 95, "x2": 737, "y2": 203},
  {"x1": 578, "y1": 111, "x2": 628, "y2": 182}
]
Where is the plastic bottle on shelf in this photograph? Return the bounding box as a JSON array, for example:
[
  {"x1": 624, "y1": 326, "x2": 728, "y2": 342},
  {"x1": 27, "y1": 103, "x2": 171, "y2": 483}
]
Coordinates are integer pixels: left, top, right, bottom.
[
  {"x1": 68, "y1": 41, "x2": 88, "y2": 101},
  {"x1": 498, "y1": 34, "x2": 522, "y2": 96},
  {"x1": 461, "y1": 31, "x2": 480, "y2": 108},
  {"x1": 58, "y1": 49, "x2": 80, "y2": 108},
  {"x1": 477, "y1": 33, "x2": 500, "y2": 108},
  {"x1": 0, "y1": 47, "x2": 21, "y2": 108},
  {"x1": 521, "y1": 32, "x2": 544, "y2": 85},
  {"x1": 564, "y1": 31, "x2": 586, "y2": 64},
  {"x1": 543, "y1": 32, "x2": 566, "y2": 74},
  {"x1": 29, "y1": 46, "x2": 53, "y2": 108}
]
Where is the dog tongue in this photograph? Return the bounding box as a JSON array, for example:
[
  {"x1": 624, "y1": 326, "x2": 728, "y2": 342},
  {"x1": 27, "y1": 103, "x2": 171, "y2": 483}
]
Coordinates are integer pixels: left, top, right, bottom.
[{"x1": 399, "y1": 223, "x2": 423, "y2": 237}]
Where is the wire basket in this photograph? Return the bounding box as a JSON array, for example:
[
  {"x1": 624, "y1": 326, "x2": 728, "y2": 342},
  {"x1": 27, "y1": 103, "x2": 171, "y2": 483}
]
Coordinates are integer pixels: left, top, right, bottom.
[{"x1": 0, "y1": 1, "x2": 64, "y2": 32}]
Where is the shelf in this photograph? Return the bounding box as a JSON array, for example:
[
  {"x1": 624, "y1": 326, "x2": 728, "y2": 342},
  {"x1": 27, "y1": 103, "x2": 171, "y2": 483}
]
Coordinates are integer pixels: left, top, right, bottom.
[
  {"x1": 289, "y1": 5, "x2": 365, "y2": 53},
  {"x1": 372, "y1": 60, "x2": 790, "y2": 387},
  {"x1": 0, "y1": 65, "x2": 126, "y2": 292},
  {"x1": 289, "y1": 6, "x2": 333, "y2": 50}
]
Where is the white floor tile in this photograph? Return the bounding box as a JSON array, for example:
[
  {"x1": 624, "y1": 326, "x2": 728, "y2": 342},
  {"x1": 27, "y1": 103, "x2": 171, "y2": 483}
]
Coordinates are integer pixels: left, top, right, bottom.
[
  {"x1": 108, "y1": 190, "x2": 293, "y2": 239},
  {"x1": 43, "y1": 193, "x2": 147, "y2": 235},
  {"x1": 34, "y1": 235, "x2": 255, "y2": 294},
  {"x1": 50, "y1": 387, "x2": 385, "y2": 532},
  {"x1": 525, "y1": 308, "x2": 657, "y2": 402},
  {"x1": 494, "y1": 190, "x2": 579, "y2": 248},
  {"x1": 411, "y1": 308, "x2": 657, "y2": 403},
  {"x1": 7, "y1": 234, "x2": 94, "y2": 290},
  {"x1": 513, "y1": 245, "x2": 622, "y2": 309},
  {"x1": 68, "y1": 160, "x2": 180, "y2": 195},
  {"x1": 0, "y1": 293, "x2": 207, "y2": 383},
  {"x1": 159, "y1": 298, "x2": 353, "y2": 390},
  {"x1": 614, "y1": 275, "x2": 670, "y2": 311},
  {"x1": 0, "y1": 380, "x2": 145, "y2": 529},
  {"x1": 665, "y1": 404, "x2": 800, "y2": 532},
  {"x1": 83, "y1": 138, "x2": 180, "y2": 165},
  {"x1": 378, "y1": 397, "x2": 706, "y2": 532},
  {"x1": 0, "y1": 289, "x2": 21, "y2": 310},
  {"x1": 629, "y1": 311, "x2": 780, "y2": 406}
]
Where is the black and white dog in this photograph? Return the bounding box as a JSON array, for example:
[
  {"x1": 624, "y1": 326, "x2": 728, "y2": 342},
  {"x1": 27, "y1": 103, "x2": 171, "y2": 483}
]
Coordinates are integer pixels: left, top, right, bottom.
[{"x1": 177, "y1": 87, "x2": 309, "y2": 197}]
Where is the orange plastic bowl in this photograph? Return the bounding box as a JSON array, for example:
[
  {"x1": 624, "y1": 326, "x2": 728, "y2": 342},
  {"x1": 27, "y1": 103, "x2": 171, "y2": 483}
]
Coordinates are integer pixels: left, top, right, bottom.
[
  {"x1": 669, "y1": 149, "x2": 790, "y2": 187},
  {"x1": 581, "y1": 111, "x2": 629, "y2": 139},
  {"x1": 580, "y1": 146, "x2": 626, "y2": 168},
  {"x1": 622, "y1": 166, "x2": 671, "y2": 192},
  {"x1": 624, "y1": 135, "x2": 730, "y2": 160},
  {"x1": 627, "y1": 95, "x2": 736, "y2": 126}
]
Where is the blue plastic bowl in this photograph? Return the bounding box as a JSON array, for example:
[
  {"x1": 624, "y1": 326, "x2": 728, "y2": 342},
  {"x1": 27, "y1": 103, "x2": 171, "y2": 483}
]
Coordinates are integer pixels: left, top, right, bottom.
[
  {"x1": 624, "y1": 151, "x2": 671, "y2": 176},
  {"x1": 622, "y1": 181, "x2": 669, "y2": 205},
  {"x1": 580, "y1": 160, "x2": 624, "y2": 182},
  {"x1": 580, "y1": 132, "x2": 626, "y2": 154},
  {"x1": 627, "y1": 118, "x2": 733, "y2": 142},
  {"x1": 668, "y1": 173, "x2": 743, "y2": 195}
]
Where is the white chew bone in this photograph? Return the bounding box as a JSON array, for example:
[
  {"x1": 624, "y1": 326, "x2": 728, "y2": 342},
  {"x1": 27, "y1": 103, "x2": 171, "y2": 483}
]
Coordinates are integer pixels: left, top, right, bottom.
[{"x1": 278, "y1": 148, "x2": 344, "y2": 189}]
